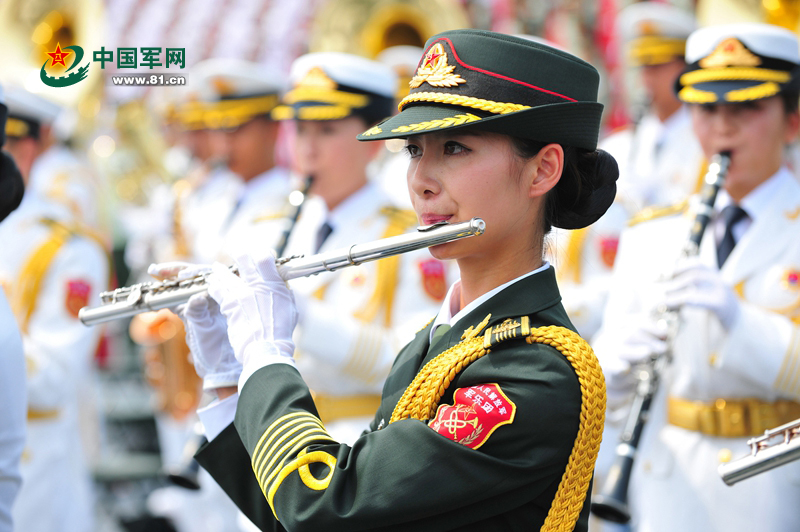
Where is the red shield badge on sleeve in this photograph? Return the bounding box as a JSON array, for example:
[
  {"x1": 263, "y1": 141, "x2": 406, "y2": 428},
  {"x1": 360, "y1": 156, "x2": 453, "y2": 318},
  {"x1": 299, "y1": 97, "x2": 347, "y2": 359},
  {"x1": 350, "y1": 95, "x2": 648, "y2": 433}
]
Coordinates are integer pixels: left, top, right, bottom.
[
  {"x1": 419, "y1": 259, "x2": 447, "y2": 301},
  {"x1": 65, "y1": 279, "x2": 92, "y2": 318},
  {"x1": 428, "y1": 384, "x2": 516, "y2": 449},
  {"x1": 598, "y1": 237, "x2": 619, "y2": 269}
]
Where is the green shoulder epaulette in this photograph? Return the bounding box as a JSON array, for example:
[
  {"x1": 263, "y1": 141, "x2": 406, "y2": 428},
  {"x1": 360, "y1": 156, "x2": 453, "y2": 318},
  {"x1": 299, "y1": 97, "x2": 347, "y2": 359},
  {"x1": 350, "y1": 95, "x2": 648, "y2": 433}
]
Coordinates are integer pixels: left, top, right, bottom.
[
  {"x1": 627, "y1": 199, "x2": 689, "y2": 227},
  {"x1": 379, "y1": 206, "x2": 418, "y2": 229}
]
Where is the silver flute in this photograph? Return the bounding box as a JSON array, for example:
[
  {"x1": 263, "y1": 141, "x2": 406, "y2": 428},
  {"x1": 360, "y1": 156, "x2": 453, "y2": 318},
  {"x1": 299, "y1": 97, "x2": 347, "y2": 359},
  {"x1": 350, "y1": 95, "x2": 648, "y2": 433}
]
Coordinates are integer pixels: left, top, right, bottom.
[
  {"x1": 79, "y1": 217, "x2": 485, "y2": 326},
  {"x1": 719, "y1": 417, "x2": 800, "y2": 486}
]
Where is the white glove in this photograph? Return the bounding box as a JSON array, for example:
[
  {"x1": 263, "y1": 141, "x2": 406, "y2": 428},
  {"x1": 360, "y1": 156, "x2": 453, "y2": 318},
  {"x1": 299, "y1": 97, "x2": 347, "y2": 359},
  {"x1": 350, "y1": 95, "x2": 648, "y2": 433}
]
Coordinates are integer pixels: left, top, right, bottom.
[
  {"x1": 615, "y1": 316, "x2": 669, "y2": 367},
  {"x1": 176, "y1": 293, "x2": 241, "y2": 390},
  {"x1": 206, "y1": 250, "x2": 298, "y2": 381},
  {"x1": 663, "y1": 257, "x2": 740, "y2": 330}
]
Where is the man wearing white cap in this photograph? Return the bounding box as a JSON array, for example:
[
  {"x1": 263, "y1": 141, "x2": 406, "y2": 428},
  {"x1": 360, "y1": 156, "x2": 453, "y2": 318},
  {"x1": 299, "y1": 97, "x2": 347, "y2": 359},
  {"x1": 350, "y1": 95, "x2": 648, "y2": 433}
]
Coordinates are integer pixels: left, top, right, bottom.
[
  {"x1": 602, "y1": 2, "x2": 704, "y2": 211},
  {"x1": 547, "y1": 3, "x2": 701, "y2": 343},
  {"x1": 187, "y1": 58, "x2": 294, "y2": 264},
  {"x1": 3, "y1": 88, "x2": 104, "y2": 231},
  {"x1": 0, "y1": 84, "x2": 26, "y2": 532},
  {"x1": 593, "y1": 22, "x2": 800, "y2": 530}
]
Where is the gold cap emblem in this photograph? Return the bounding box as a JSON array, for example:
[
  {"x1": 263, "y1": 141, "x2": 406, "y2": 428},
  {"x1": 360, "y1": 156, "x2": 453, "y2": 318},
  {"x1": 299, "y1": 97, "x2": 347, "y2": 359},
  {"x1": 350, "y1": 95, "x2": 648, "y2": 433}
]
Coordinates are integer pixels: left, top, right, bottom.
[
  {"x1": 700, "y1": 37, "x2": 761, "y2": 69},
  {"x1": 296, "y1": 66, "x2": 337, "y2": 90},
  {"x1": 409, "y1": 42, "x2": 466, "y2": 89}
]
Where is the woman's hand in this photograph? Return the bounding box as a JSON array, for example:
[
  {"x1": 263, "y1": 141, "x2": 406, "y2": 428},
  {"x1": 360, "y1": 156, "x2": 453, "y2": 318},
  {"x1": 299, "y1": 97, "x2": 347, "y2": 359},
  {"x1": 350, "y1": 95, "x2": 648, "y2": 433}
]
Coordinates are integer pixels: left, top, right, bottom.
[{"x1": 207, "y1": 251, "x2": 298, "y2": 381}]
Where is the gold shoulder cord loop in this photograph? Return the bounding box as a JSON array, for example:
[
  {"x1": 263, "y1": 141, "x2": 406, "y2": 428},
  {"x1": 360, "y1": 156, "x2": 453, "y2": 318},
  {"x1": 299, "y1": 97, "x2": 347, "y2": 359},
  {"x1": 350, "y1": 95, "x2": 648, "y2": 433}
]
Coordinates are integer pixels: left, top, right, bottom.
[{"x1": 389, "y1": 318, "x2": 606, "y2": 532}]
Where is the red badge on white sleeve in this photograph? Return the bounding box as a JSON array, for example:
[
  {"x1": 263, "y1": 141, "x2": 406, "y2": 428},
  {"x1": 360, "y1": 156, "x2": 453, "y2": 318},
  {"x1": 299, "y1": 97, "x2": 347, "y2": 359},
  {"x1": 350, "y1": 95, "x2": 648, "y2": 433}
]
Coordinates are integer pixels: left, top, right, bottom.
[
  {"x1": 428, "y1": 384, "x2": 516, "y2": 449},
  {"x1": 65, "y1": 279, "x2": 92, "y2": 318}
]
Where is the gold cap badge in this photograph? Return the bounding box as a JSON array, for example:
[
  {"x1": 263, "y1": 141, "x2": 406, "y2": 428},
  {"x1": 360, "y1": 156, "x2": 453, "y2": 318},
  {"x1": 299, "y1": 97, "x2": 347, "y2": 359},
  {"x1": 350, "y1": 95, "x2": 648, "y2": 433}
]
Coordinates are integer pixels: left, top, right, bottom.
[
  {"x1": 409, "y1": 42, "x2": 466, "y2": 89},
  {"x1": 296, "y1": 66, "x2": 337, "y2": 90},
  {"x1": 700, "y1": 37, "x2": 761, "y2": 69}
]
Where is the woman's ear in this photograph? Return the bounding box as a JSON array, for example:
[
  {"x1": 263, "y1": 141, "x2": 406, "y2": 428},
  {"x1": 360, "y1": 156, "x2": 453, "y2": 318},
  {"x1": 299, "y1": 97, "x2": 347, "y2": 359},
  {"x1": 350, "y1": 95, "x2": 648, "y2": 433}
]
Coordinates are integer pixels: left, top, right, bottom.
[{"x1": 527, "y1": 143, "x2": 563, "y2": 199}]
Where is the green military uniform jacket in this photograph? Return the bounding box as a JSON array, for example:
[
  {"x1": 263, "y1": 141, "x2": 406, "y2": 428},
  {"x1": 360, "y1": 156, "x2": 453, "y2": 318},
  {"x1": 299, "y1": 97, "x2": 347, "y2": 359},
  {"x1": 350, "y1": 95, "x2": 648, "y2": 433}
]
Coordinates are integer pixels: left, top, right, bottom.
[{"x1": 197, "y1": 267, "x2": 597, "y2": 531}]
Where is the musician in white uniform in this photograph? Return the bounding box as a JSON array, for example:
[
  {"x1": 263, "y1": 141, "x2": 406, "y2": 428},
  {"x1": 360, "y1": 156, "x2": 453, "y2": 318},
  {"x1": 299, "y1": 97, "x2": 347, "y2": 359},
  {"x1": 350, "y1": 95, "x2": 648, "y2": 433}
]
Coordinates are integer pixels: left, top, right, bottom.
[
  {"x1": 188, "y1": 59, "x2": 294, "y2": 265},
  {"x1": 593, "y1": 23, "x2": 800, "y2": 531},
  {"x1": 3, "y1": 88, "x2": 104, "y2": 231},
  {"x1": 549, "y1": 2, "x2": 703, "y2": 343},
  {"x1": 2, "y1": 99, "x2": 109, "y2": 531},
  {"x1": 261, "y1": 52, "x2": 452, "y2": 443},
  {"x1": 0, "y1": 85, "x2": 26, "y2": 532}
]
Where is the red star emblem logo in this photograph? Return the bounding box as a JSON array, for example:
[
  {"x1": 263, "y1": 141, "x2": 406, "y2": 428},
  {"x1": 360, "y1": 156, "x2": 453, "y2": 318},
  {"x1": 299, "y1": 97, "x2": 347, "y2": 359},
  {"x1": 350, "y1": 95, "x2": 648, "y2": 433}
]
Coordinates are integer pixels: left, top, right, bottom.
[
  {"x1": 47, "y1": 43, "x2": 71, "y2": 68},
  {"x1": 424, "y1": 49, "x2": 443, "y2": 68}
]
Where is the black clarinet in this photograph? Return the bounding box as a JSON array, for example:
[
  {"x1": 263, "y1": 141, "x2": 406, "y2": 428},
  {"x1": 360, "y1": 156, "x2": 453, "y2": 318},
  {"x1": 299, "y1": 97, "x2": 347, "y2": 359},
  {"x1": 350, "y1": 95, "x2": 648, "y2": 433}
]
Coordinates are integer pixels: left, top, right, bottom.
[
  {"x1": 275, "y1": 175, "x2": 313, "y2": 257},
  {"x1": 591, "y1": 151, "x2": 731, "y2": 523}
]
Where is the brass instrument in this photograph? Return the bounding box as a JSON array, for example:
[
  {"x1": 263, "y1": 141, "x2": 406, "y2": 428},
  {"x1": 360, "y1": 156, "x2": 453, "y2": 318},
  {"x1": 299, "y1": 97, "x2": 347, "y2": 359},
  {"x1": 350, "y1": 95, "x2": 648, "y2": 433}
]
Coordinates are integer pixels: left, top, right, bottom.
[
  {"x1": 308, "y1": 0, "x2": 469, "y2": 58},
  {"x1": 80, "y1": 218, "x2": 486, "y2": 326},
  {"x1": 719, "y1": 417, "x2": 800, "y2": 485},
  {"x1": 591, "y1": 152, "x2": 732, "y2": 524}
]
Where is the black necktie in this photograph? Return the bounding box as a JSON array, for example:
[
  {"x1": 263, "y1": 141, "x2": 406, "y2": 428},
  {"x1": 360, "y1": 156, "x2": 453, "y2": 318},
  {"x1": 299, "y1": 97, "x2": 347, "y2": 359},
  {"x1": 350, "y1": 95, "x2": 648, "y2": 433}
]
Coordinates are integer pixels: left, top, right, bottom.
[
  {"x1": 716, "y1": 204, "x2": 748, "y2": 267},
  {"x1": 314, "y1": 221, "x2": 333, "y2": 253}
]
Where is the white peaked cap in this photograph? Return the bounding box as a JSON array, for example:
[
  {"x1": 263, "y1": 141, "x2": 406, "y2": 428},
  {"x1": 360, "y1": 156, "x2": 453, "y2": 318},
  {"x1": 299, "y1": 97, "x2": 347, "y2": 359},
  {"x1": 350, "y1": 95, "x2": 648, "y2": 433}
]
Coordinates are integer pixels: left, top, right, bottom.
[
  {"x1": 4, "y1": 86, "x2": 62, "y2": 124},
  {"x1": 290, "y1": 52, "x2": 396, "y2": 99},
  {"x1": 686, "y1": 23, "x2": 800, "y2": 65},
  {"x1": 619, "y1": 1, "x2": 697, "y2": 41},
  {"x1": 193, "y1": 58, "x2": 286, "y2": 100}
]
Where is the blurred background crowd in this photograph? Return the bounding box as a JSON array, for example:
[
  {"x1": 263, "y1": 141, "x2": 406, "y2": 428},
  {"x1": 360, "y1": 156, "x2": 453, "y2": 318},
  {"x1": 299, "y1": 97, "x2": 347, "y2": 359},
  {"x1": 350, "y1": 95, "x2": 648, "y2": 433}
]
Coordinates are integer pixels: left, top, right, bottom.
[{"x1": 1, "y1": 0, "x2": 800, "y2": 531}]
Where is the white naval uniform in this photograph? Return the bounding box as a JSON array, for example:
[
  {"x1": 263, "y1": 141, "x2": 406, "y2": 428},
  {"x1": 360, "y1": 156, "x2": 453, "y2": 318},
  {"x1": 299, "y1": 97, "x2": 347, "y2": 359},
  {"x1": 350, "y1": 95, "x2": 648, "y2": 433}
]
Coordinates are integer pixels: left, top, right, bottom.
[
  {"x1": 283, "y1": 182, "x2": 451, "y2": 443},
  {"x1": 28, "y1": 145, "x2": 104, "y2": 230},
  {"x1": 549, "y1": 108, "x2": 704, "y2": 343},
  {"x1": 0, "y1": 195, "x2": 108, "y2": 532},
  {"x1": 601, "y1": 106, "x2": 705, "y2": 214},
  {"x1": 200, "y1": 166, "x2": 292, "y2": 265},
  {"x1": 593, "y1": 167, "x2": 800, "y2": 531},
  {"x1": 0, "y1": 290, "x2": 25, "y2": 532}
]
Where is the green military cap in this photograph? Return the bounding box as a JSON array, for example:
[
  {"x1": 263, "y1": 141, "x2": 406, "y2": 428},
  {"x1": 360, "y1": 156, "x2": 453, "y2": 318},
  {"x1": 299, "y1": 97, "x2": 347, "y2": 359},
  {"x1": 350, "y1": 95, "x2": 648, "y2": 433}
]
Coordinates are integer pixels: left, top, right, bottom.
[
  {"x1": 677, "y1": 23, "x2": 800, "y2": 105},
  {"x1": 357, "y1": 29, "x2": 604, "y2": 151}
]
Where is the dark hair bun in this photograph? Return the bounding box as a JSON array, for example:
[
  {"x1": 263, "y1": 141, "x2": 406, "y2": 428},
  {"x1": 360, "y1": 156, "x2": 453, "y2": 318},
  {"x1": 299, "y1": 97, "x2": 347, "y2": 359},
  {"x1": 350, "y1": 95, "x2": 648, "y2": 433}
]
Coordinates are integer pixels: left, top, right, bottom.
[
  {"x1": 0, "y1": 151, "x2": 25, "y2": 223},
  {"x1": 548, "y1": 149, "x2": 618, "y2": 230}
]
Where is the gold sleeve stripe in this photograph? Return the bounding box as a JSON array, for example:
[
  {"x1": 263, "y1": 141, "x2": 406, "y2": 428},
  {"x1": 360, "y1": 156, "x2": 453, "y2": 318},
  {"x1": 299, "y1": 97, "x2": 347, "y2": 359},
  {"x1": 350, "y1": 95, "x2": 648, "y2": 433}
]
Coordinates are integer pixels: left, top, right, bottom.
[
  {"x1": 266, "y1": 448, "x2": 338, "y2": 519},
  {"x1": 252, "y1": 412, "x2": 312, "y2": 467},
  {"x1": 258, "y1": 428, "x2": 334, "y2": 490},
  {"x1": 252, "y1": 413, "x2": 330, "y2": 479},
  {"x1": 254, "y1": 420, "x2": 328, "y2": 481},
  {"x1": 775, "y1": 325, "x2": 800, "y2": 396}
]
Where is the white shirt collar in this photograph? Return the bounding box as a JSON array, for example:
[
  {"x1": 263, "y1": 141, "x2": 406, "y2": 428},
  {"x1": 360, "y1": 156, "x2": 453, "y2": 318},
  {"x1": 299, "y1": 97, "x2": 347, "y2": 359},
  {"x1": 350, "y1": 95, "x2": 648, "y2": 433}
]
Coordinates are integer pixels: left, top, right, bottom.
[{"x1": 429, "y1": 262, "x2": 552, "y2": 342}]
